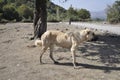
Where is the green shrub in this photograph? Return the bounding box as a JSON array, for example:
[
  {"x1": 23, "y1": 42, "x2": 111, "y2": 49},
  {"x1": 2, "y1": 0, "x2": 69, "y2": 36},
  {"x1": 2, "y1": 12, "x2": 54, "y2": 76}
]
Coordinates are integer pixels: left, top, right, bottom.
[
  {"x1": 77, "y1": 9, "x2": 91, "y2": 20},
  {"x1": 0, "y1": 0, "x2": 4, "y2": 8},
  {"x1": 17, "y1": 4, "x2": 33, "y2": 20},
  {"x1": 3, "y1": 4, "x2": 19, "y2": 21},
  {"x1": 47, "y1": 14, "x2": 60, "y2": 22},
  {"x1": 109, "y1": 17, "x2": 119, "y2": 24},
  {"x1": 106, "y1": 1, "x2": 120, "y2": 24},
  {"x1": 0, "y1": 13, "x2": 3, "y2": 21},
  {"x1": 67, "y1": 6, "x2": 91, "y2": 21}
]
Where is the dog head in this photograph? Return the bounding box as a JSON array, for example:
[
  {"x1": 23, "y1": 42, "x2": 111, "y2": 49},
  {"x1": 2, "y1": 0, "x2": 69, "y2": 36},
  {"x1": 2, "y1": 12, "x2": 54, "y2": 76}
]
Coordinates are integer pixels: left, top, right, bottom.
[{"x1": 81, "y1": 29, "x2": 96, "y2": 41}]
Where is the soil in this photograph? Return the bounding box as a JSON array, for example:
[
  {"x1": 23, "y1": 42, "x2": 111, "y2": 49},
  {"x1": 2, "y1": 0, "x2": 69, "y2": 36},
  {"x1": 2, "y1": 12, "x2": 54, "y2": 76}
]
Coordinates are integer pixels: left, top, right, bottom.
[{"x1": 0, "y1": 22, "x2": 120, "y2": 80}]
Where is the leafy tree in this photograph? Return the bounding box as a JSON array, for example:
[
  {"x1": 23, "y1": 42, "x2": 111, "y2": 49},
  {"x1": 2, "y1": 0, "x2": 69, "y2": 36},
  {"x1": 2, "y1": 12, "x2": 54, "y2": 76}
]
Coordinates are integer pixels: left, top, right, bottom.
[
  {"x1": 3, "y1": 4, "x2": 19, "y2": 21},
  {"x1": 47, "y1": 1, "x2": 66, "y2": 22},
  {"x1": 33, "y1": 0, "x2": 68, "y2": 39},
  {"x1": 77, "y1": 9, "x2": 91, "y2": 20},
  {"x1": 17, "y1": 4, "x2": 33, "y2": 20},
  {"x1": 0, "y1": 0, "x2": 69, "y2": 38},
  {"x1": 0, "y1": 13, "x2": 2, "y2": 21},
  {"x1": 67, "y1": 6, "x2": 91, "y2": 21},
  {"x1": 7, "y1": 0, "x2": 15, "y2": 3},
  {"x1": 15, "y1": 0, "x2": 27, "y2": 6},
  {"x1": 47, "y1": 13, "x2": 60, "y2": 22},
  {"x1": 67, "y1": 6, "x2": 78, "y2": 21},
  {"x1": 0, "y1": 0, "x2": 6, "y2": 21},
  {"x1": 0, "y1": 0, "x2": 5, "y2": 12},
  {"x1": 0, "y1": 0, "x2": 4, "y2": 8},
  {"x1": 106, "y1": 0, "x2": 120, "y2": 23},
  {"x1": 33, "y1": 0, "x2": 47, "y2": 39}
]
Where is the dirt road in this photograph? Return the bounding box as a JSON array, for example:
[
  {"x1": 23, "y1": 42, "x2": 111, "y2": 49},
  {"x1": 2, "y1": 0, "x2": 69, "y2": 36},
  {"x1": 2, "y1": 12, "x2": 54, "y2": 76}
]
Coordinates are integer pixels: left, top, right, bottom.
[
  {"x1": 0, "y1": 23, "x2": 120, "y2": 80},
  {"x1": 71, "y1": 22, "x2": 120, "y2": 35}
]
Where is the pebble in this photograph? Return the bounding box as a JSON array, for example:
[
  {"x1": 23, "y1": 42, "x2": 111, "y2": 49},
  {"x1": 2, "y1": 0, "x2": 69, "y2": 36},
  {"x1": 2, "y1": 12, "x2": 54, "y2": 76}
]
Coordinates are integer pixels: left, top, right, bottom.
[{"x1": 16, "y1": 64, "x2": 20, "y2": 67}]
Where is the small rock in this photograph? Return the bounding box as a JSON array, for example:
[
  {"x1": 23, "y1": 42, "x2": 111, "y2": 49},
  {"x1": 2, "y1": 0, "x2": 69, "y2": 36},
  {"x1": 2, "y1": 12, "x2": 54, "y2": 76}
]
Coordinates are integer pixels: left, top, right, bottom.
[{"x1": 16, "y1": 64, "x2": 20, "y2": 67}]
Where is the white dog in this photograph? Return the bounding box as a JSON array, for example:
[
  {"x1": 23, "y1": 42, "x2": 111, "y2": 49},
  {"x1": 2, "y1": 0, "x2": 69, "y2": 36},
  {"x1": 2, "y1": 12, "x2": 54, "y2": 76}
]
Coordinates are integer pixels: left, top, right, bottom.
[{"x1": 35, "y1": 29, "x2": 95, "y2": 68}]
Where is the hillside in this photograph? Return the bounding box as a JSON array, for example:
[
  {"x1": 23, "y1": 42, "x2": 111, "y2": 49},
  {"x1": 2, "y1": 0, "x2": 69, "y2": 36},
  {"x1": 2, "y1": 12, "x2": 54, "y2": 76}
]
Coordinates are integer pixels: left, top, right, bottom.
[
  {"x1": 47, "y1": 1, "x2": 67, "y2": 21},
  {"x1": 0, "y1": 0, "x2": 67, "y2": 22}
]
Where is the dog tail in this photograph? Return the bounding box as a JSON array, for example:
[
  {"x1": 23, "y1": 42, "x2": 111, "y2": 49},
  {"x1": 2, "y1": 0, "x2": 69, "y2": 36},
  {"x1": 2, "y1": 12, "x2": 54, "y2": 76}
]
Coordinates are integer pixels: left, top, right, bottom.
[{"x1": 35, "y1": 39, "x2": 42, "y2": 47}]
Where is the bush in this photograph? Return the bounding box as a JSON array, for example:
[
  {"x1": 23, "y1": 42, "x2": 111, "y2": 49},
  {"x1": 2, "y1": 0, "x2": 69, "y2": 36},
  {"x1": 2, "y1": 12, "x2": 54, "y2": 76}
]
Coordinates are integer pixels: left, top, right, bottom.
[
  {"x1": 67, "y1": 6, "x2": 79, "y2": 21},
  {"x1": 3, "y1": 4, "x2": 19, "y2": 21},
  {"x1": 77, "y1": 9, "x2": 91, "y2": 20},
  {"x1": 109, "y1": 18, "x2": 119, "y2": 24},
  {"x1": 47, "y1": 14, "x2": 60, "y2": 22},
  {"x1": 17, "y1": 4, "x2": 33, "y2": 20},
  {"x1": 0, "y1": 13, "x2": 2, "y2": 21},
  {"x1": 0, "y1": 0, "x2": 4, "y2": 8},
  {"x1": 70, "y1": 15, "x2": 79, "y2": 21},
  {"x1": 106, "y1": 1, "x2": 120, "y2": 24},
  {"x1": 67, "y1": 6, "x2": 91, "y2": 22}
]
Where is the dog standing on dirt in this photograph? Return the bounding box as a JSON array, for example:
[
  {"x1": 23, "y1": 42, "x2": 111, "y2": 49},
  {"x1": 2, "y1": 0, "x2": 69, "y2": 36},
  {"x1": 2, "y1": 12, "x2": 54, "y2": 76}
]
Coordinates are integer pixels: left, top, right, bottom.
[{"x1": 35, "y1": 29, "x2": 95, "y2": 69}]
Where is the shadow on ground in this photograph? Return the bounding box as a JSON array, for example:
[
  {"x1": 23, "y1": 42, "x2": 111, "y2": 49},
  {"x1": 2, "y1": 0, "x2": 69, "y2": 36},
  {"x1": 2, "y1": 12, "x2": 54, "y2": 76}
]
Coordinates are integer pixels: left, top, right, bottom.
[
  {"x1": 55, "y1": 62, "x2": 120, "y2": 72},
  {"x1": 78, "y1": 34, "x2": 120, "y2": 72},
  {"x1": 55, "y1": 34, "x2": 120, "y2": 72},
  {"x1": 81, "y1": 34, "x2": 120, "y2": 63}
]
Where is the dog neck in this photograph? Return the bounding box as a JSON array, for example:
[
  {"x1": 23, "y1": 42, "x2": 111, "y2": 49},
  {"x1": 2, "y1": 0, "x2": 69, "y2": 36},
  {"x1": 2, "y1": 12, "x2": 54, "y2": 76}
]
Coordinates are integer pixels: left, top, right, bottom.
[
  {"x1": 71, "y1": 32, "x2": 85, "y2": 44},
  {"x1": 78, "y1": 31, "x2": 87, "y2": 44}
]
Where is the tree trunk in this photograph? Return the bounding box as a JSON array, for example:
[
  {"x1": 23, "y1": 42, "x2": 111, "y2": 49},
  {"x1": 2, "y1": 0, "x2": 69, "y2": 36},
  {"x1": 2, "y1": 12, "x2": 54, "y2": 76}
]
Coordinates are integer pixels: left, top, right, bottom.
[{"x1": 33, "y1": 0, "x2": 47, "y2": 39}]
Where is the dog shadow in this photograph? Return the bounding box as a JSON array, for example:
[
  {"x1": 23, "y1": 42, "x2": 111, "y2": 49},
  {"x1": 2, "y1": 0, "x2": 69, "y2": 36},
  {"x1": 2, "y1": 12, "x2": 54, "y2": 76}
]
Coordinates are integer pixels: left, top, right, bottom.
[
  {"x1": 55, "y1": 62, "x2": 120, "y2": 72},
  {"x1": 81, "y1": 34, "x2": 120, "y2": 63},
  {"x1": 77, "y1": 34, "x2": 120, "y2": 72},
  {"x1": 56, "y1": 33, "x2": 120, "y2": 72}
]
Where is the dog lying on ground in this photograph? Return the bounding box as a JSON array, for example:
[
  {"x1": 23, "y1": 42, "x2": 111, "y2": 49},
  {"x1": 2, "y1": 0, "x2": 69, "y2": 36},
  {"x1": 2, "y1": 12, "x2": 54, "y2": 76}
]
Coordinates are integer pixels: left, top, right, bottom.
[{"x1": 35, "y1": 29, "x2": 95, "y2": 69}]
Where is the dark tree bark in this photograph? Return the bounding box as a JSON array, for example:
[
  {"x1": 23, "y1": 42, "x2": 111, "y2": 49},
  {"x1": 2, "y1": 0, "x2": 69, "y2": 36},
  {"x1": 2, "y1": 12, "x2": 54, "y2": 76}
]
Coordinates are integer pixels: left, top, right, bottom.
[{"x1": 33, "y1": 0, "x2": 47, "y2": 39}]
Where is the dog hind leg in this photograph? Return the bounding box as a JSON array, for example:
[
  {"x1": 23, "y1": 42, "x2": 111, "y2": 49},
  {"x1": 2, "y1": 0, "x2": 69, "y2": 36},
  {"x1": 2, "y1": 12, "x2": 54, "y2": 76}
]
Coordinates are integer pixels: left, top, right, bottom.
[{"x1": 40, "y1": 46, "x2": 48, "y2": 64}]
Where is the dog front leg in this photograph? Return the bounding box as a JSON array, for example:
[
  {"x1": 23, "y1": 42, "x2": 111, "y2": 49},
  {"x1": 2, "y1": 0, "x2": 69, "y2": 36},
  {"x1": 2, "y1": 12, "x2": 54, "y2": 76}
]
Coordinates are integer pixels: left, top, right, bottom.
[
  {"x1": 71, "y1": 48, "x2": 76, "y2": 68},
  {"x1": 71, "y1": 41, "x2": 80, "y2": 69},
  {"x1": 49, "y1": 45, "x2": 59, "y2": 64},
  {"x1": 71, "y1": 48, "x2": 80, "y2": 69}
]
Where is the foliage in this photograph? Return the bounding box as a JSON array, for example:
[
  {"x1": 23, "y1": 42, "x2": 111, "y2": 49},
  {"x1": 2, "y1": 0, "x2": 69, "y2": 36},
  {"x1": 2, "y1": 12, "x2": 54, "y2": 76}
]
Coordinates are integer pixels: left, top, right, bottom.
[
  {"x1": 67, "y1": 6, "x2": 91, "y2": 21},
  {"x1": 2, "y1": 4, "x2": 19, "y2": 21},
  {"x1": 67, "y1": 6, "x2": 79, "y2": 21},
  {"x1": 47, "y1": 14, "x2": 59, "y2": 22},
  {"x1": 77, "y1": 9, "x2": 91, "y2": 20},
  {"x1": 17, "y1": 4, "x2": 33, "y2": 20},
  {"x1": 0, "y1": 0, "x2": 4, "y2": 13},
  {"x1": 0, "y1": 0, "x2": 34, "y2": 22},
  {"x1": 47, "y1": 1, "x2": 66, "y2": 22},
  {"x1": 0, "y1": 0, "x2": 91, "y2": 22},
  {"x1": 0, "y1": 13, "x2": 2, "y2": 21},
  {"x1": 106, "y1": 0, "x2": 120, "y2": 24}
]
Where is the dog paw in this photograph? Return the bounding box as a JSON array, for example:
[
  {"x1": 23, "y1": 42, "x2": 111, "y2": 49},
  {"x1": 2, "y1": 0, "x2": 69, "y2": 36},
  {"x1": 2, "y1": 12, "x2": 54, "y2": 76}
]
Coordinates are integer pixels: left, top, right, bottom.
[
  {"x1": 54, "y1": 61, "x2": 59, "y2": 64},
  {"x1": 74, "y1": 66, "x2": 83, "y2": 69},
  {"x1": 40, "y1": 62, "x2": 44, "y2": 64}
]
